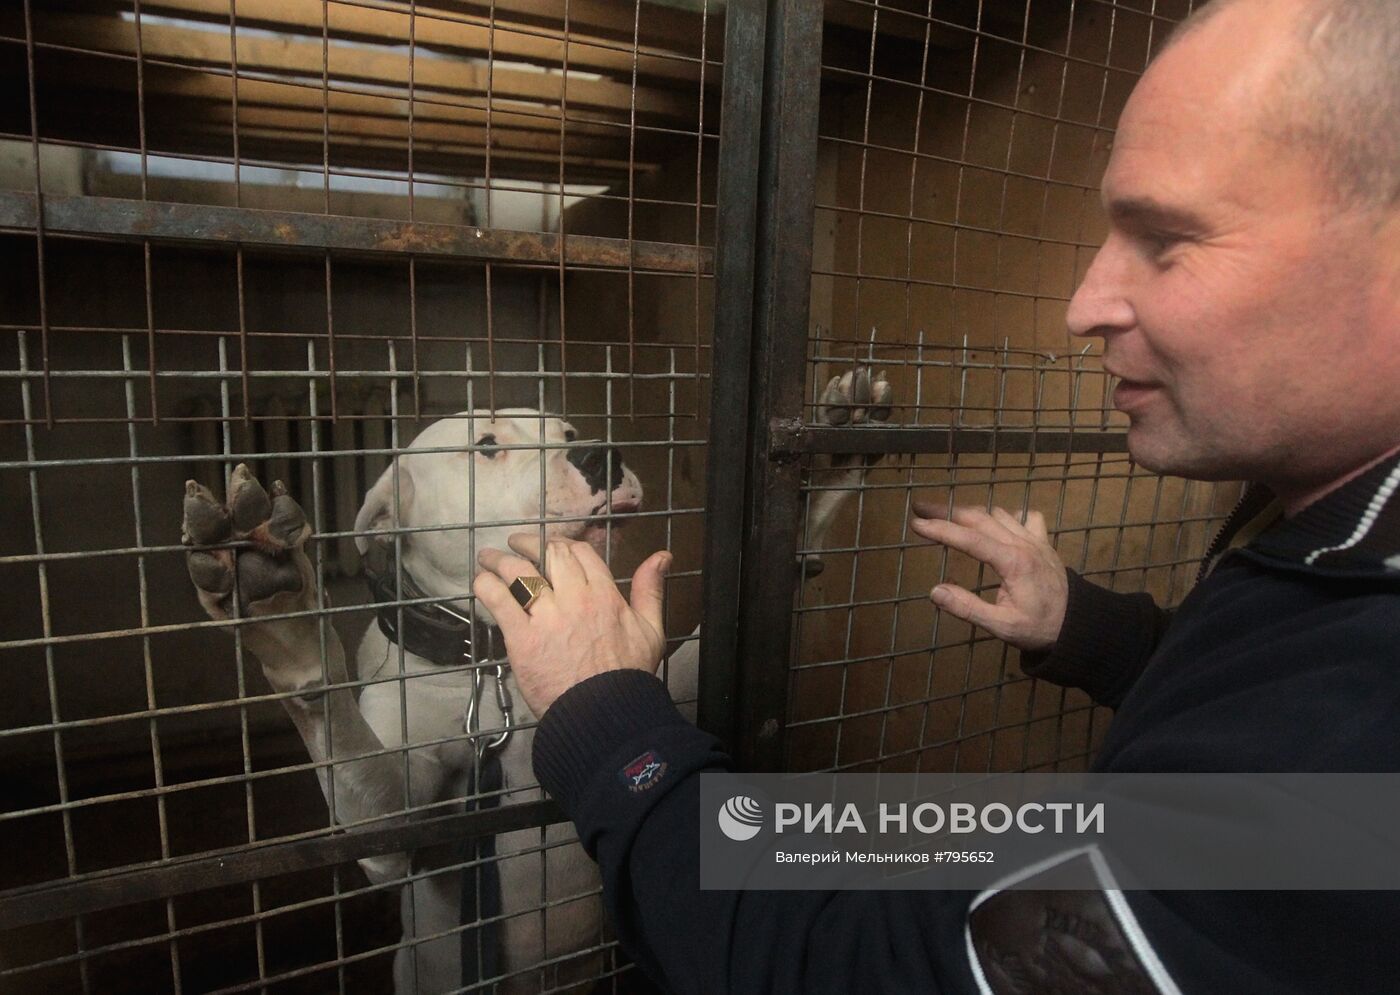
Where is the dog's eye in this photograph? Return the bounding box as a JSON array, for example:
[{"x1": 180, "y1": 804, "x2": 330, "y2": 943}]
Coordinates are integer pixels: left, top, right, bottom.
[
  {"x1": 475, "y1": 434, "x2": 499, "y2": 458},
  {"x1": 564, "y1": 429, "x2": 576, "y2": 442}
]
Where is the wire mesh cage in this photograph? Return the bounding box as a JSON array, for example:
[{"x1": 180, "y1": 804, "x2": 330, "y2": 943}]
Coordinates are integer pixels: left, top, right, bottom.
[
  {"x1": 1, "y1": 1, "x2": 1233, "y2": 993},
  {"x1": 780, "y1": 0, "x2": 1236, "y2": 775},
  {"x1": 788, "y1": 337, "x2": 1236, "y2": 774},
  {"x1": 3, "y1": 0, "x2": 718, "y2": 991}
]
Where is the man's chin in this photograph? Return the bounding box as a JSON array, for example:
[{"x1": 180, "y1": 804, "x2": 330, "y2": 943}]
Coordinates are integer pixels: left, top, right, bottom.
[
  {"x1": 1126, "y1": 434, "x2": 1186, "y2": 477},
  {"x1": 1126, "y1": 430, "x2": 1164, "y2": 473},
  {"x1": 1126, "y1": 428, "x2": 1235, "y2": 482}
]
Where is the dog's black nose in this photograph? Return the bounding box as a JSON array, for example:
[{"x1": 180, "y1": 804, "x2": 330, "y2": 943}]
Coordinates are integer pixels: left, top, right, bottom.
[{"x1": 567, "y1": 444, "x2": 626, "y2": 493}]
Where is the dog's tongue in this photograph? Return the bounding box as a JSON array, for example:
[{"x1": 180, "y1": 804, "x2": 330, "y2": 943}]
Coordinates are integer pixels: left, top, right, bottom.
[
  {"x1": 583, "y1": 521, "x2": 622, "y2": 547},
  {"x1": 588, "y1": 499, "x2": 638, "y2": 520},
  {"x1": 582, "y1": 502, "x2": 636, "y2": 545}
]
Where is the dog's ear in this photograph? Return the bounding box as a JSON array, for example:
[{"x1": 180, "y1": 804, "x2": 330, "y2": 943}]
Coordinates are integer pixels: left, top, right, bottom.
[{"x1": 354, "y1": 461, "x2": 415, "y2": 554}]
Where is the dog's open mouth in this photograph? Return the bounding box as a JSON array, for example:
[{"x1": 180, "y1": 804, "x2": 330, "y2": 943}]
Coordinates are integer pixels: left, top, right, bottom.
[
  {"x1": 586, "y1": 498, "x2": 640, "y2": 525},
  {"x1": 581, "y1": 498, "x2": 640, "y2": 542}
]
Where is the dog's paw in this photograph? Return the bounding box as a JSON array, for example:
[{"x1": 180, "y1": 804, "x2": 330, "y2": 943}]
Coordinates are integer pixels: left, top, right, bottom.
[
  {"x1": 818, "y1": 367, "x2": 893, "y2": 426},
  {"x1": 182, "y1": 464, "x2": 315, "y2": 623}
]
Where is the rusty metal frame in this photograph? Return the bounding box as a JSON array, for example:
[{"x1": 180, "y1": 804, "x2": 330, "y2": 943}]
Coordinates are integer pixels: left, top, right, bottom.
[
  {"x1": 0, "y1": 191, "x2": 713, "y2": 272},
  {"x1": 771, "y1": 425, "x2": 1130, "y2": 456},
  {"x1": 695, "y1": 0, "x2": 766, "y2": 745},
  {"x1": 720, "y1": 0, "x2": 826, "y2": 772},
  {"x1": 0, "y1": 801, "x2": 561, "y2": 932}
]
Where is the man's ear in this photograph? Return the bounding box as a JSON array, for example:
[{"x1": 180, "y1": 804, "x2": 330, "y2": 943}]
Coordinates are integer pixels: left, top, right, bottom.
[{"x1": 354, "y1": 460, "x2": 415, "y2": 553}]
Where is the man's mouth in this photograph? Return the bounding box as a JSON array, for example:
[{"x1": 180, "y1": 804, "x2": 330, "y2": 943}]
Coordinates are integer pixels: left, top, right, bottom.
[
  {"x1": 1112, "y1": 378, "x2": 1162, "y2": 412},
  {"x1": 1104, "y1": 365, "x2": 1163, "y2": 411}
]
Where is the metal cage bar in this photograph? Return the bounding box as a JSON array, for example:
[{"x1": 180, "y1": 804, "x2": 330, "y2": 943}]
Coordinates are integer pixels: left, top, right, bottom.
[
  {"x1": 695, "y1": 0, "x2": 765, "y2": 746},
  {"x1": 0, "y1": 192, "x2": 714, "y2": 273},
  {"x1": 723, "y1": 0, "x2": 825, "y2": 773}
]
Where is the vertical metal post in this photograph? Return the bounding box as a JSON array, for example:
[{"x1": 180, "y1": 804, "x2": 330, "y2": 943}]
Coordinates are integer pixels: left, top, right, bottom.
[
  {"x1": 701, "y1": 0, "x2": 824, "y2": 769},
  {"x1": 697, "y1": 0, "x2": 767, "y2": 743},
  {"x1": 735, "y1": 0, "x2": 824, "y2": 772}
]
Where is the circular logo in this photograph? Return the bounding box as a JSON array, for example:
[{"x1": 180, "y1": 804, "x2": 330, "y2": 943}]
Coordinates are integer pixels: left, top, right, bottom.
[{"x1": 718, "y1": 795, "x2": 764, "y2": 841}]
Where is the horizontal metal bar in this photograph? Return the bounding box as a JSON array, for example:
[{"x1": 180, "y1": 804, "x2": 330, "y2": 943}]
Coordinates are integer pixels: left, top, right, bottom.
[
  {"x1": 0, "y1": 799, "x2": 565, "y2": 931},
  {"x1": 0, "y1": 562, "x2": 703, "y2": 653},
  {"x1": 0, "y1": 835, "x2": 611, "y2": 982},
  {"x1": 0, "y1": 322, "x2": 714, "y2": 351},
  {"x1": 0, "y1": 636, "x2": 698, "y2": 744},
  {"x1": 0, "y1": 437, "x2": 706, "y2": 473},
  {"x1": 0, "y1": 131, "x2": 719, "y2": 206},
  {"x1": 0, "y1": 367, "x2": 702, "y2": 383},
  {"x1": 770, "y1": 423, "x2": 1131, "y2": 456},
  {"x1": 0, "y1": 192, "x2": 713, "y2": 273},
  {"x1": 0, "y1": 511, "x2": 706, "y2": 568}
]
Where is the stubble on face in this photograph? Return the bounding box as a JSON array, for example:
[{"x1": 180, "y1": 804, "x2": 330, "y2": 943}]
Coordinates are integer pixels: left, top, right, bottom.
[{"x1": 1085, "y1": 0, "x2": 1400, "y2": 498}]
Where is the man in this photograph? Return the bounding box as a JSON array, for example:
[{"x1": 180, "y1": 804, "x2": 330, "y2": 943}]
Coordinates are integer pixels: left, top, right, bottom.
[{"x1": 474, "y1": 1, "x2": 1400, "y2": 991}]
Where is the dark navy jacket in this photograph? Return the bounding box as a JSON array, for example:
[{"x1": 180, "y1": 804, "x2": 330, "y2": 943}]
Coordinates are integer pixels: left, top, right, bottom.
[{"x1": 530, "y1": 453, "x2": 1400, "y2": 994}]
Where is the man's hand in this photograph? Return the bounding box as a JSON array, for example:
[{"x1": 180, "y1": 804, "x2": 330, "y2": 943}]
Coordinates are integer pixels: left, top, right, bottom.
[
  {"x1": 910, "y1": 499, "x2": 1068, "y2": 652},
  {"x1": 473, "y1": 534, "x2": 672, "y2": 718}
]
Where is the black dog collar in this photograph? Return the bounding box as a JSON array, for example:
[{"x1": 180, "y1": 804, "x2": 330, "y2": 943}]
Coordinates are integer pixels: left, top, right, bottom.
[{"x1": 363, "y1": 546, "x2": 504, "y2": 667}]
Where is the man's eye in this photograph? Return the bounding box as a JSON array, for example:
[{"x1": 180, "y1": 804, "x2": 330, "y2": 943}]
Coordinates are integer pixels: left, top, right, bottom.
[
  {"x1": 476, "y1": 434, "x2": 499, "y2": 457},
  {"x1": 1142, "y1": 231, "x2": 1185, "y2": 258}
]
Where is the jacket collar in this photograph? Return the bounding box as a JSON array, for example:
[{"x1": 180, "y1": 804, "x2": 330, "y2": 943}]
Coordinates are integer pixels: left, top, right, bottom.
[{"x1": 1209, "y1": 450, "x2": 1400, "y2": 580}]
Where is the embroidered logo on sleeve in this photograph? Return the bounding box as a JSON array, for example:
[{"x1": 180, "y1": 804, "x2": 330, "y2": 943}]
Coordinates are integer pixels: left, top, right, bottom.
[{"x1": 620, "y1": 750, "x2": 668, "y2": 793}]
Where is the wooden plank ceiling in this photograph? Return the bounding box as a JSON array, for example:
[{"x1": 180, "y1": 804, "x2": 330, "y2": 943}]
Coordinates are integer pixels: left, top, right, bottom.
[
  {"x1": 0, "y1": 0, "x2": 1021, "y2": 186},
  {"x1": 0, "y1": 0, "x2": 726, "y2": 185}
]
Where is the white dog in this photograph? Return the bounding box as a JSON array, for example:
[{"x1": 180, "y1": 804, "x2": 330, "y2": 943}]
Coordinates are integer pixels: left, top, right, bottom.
[{"x1": 181, "y1": 372, "x2": 891, "y2": 993}]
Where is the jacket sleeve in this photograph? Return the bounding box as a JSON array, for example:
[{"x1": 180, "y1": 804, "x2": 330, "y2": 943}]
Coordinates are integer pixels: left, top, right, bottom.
[
  {"x1": 531, "y1": 670, "x2": 977, "y2": 995},
  {"x1": 529, "y1": 671, "x2": 1400, "y2": 995},
  {"x1": 1018, "y1": 568, "x2": 1172, "y2": 709}
]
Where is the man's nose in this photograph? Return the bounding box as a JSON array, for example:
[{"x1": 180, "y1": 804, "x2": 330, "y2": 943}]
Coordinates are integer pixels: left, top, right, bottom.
[
  {"x1": 567, "y1": 444, "x2": 626, "y2": 493},
  {"x1": 1066, "y1": 242, "x2": 1136, "y2": 339}
]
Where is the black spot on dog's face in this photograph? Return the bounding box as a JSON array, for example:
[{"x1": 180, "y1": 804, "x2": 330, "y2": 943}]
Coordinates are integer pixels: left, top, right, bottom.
[{"x1": 567, "y1": 444, "x2": 626, "y2": 494}]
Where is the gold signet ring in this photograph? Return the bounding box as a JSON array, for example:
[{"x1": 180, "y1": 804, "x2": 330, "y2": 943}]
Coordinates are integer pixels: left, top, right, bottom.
[{"x1": 509, "y1": 575, "x2": 551, "y2": 613}]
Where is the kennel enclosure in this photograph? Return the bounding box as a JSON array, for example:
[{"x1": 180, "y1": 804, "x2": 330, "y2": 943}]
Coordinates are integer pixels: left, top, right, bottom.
[{"x1": 0, "y1": 1, "x2": 1234, "y2": 991}]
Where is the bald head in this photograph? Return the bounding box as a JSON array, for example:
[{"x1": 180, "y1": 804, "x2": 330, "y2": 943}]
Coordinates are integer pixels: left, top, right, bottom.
[{"x1": 1159, "y1": 0, "x2": 1400, "y2": 210}]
